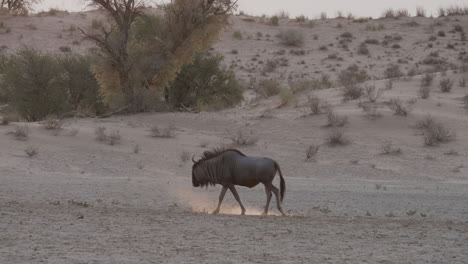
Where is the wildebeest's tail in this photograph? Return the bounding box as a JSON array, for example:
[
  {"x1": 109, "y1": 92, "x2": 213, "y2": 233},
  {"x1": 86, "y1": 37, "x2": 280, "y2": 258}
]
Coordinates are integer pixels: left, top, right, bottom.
[{"x1": 274, "y1": 161, "x2": 285, "y2": 202}]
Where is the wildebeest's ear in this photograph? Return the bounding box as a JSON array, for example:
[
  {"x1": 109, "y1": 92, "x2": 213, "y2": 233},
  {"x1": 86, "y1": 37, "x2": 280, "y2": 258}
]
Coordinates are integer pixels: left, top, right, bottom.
[{"x1": 192, "y1": 155, "x2": 196, "y2": 164}]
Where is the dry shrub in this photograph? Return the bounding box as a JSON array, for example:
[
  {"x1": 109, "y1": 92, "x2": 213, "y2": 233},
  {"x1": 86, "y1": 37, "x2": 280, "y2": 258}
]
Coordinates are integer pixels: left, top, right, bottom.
[
  {"x1": 359, "y1": 102, "x2": 381, "y2": 120},
  {"x1": 325, "y1": 130, "x2": 349, "y2": 146},
  {"x1": 357, "y1": 43, "x2": 369, "y2": 55},
  {"x1": 257, "y1": 79, "x2": 281, "y2": 97},
  {"x1": 277, "y1": 29, "x2": 304, "y2": 47},
  {"x1": 94, "y1": 127, "x2": 121, "y2": 145},
  {"x1": 387, "y1": 98, "x2": 412, "y2": 116},
  {"x1": 418, "y1": 86, "x2": 431, "y2": 99},
  {"x1": 341, "y1": 84, "x2": 363, "y2": 101},
  {"x1": 337, "y1": 65, "x2": 369, "y2": 86},
  {"x1": 229, "y1": 130, "x2": 258, "y2": 146},
  {"x1": 416, "y1": 6, "x2": 426, "y2": 17},
  {"x1": 420, "y1": 73, "x2": 433, "y2": 87},
  {"x1": 278, "y1": 88, "x2": 296, "y2": 107},
  {"x1": 439, "y1": 78, "x2": 453, "y2": 93},
  {"x1": 363, "y1": 84, "x2": 384, "y2": 102},
  {"x1": 8, "y1": 125, "x2": 29, "y2": 141},
  {"x1": 384, "y1": 64, "x2": 403, "y2": 79},
  {"x1": 108, "y1": 131, "x2": 121, "y2": 145},
  {"x1": 24, "y1": 146, "x2": 38, "y2": 157},
  {"x1": 382, "y1": 9, "x2": 395, "y2": 18},
  {"x1": 380, "y1": 141, "x2": 401, "y2": 155},
  {"x1": 150, "y1": 125, "x2": 175, "y2": 138},
  {"x1": 303, "y1": 95, "x2": 324, "y2": 115},
  {"x1": 415, "y1": 116, "x2": 455, "y2": 146},
  {"x1": 305, "y1": 144, "x2": 320, "y2": 161},
  {"x1": 41, "y1": 117, "x2": 62, "y2": 130},
  {"x1": 324, "y1": 110, "x2": 348, "y2": 127},
  {"x1": 95, "y1": 126, "x2": 107, "y2": 142}
]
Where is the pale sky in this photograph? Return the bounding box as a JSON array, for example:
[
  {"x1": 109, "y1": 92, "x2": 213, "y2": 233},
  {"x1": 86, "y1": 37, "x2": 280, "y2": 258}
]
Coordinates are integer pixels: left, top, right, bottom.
[{"x1": 35, "y1": 0, "x2": 468, "y2": 18}]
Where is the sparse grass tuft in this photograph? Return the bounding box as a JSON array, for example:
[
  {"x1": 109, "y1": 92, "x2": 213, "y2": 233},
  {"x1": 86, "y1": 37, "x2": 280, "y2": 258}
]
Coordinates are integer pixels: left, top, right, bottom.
[
  {"x1": 8, "y1": 125, "x2": 29, "y2": 141},
  {"x1": 305, "y1": 144, "x2": 320, "y2": 161},
  {"x1": 278, "y1": 88, "x2": 296, "y2": 107},
  {"x1": 150, "y1": 125, "x2": 176, "y2": 138},
  {"x1": 325, "y1": 130, "x2": 349, "y2": 146},
  {"x1": 95, "y1": 126, "x2": 107, "y2": 142},
  {"x1": 229, "y1": 130, "x2": 258, "y2": 146},
  {"x1": 387, "y1": 98, "x2": 412, "y2": 116},
  {"x1": 24, "y1": 146, "x2": 38, "y2": 158},
  {"x1": 108, "y1": 131, "x2": 121, "y2": 145},
  {"x1": 418, "y1": 86, "x2": 431, "y2": 99},
  {"x1": 363, "y1": 84, "x2": 384, "y2": 102},
  {"x1": 439, "y1": 78, "x2": 453, "y2": 93},
  {"x1": 324, "y1": 110, "x2": 348, "y2": 127},
  {"x1": 380, "y1": 141, "x2": 401, "y2": 155}
]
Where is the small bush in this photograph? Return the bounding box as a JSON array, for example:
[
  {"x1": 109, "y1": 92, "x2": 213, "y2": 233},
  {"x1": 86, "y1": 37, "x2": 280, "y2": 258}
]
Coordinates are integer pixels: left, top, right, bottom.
[
  {"x1": 41, "y1": 117, "x2": 62, "y2": 130},
  {"x1": 460, "y1": 78, "x2": 466, "y2": 88},
  {"x1": 418, "y1": 86, "x2": 431, "y2": 99},
  {"x1": 416, "y1": 6, "x2": 426, "y2": 17},
  {"x1": 59, "y1": 46, "x2": 71, "y2": 53},
  {"x1": 257, "y1": 79, "x2": 281, "y2": 97},
  {"x1": 415, "y1": 116, "x2": 455, "y2": 146},
  {"x1": 380, "y1": 141, "x2": 401, "y2": 155},
  {"x1": 341, "y1": 84, "x2": 363, "y2": 101},
  {"x1": 24, "y1": 146, "x2": 38, "y2": 157},
  {"x1": 387, "y1": 98, "x2": 412, "y2": 116},
  {"x1": 91, "y1": 19, "x2": 103, "y2": 29},
  {"x1": 302, "y1": 95, "x2": 324, "y2": 115},
  {"x1": 438, "y1": 30, "x2": 445, "y2": 37},
  {"x1": 382, "y1": 9, "x2": 395, "y2": 18},
  {"x1": 365, "y1": 23, "x2": 385, "y2": 31},
  {"x1": 278, "y1": 88, "x2": 296, "y2": 107},
  {"x1": 230, "y1": 130, "x2": 258, "y2": 146},
  {"x1": 337, "y1": 65, "x2": 369, "y2": 86},
  {"x1": 278, "y1": 29, "x2": 304, "y2": 47},
  {"x1": 270, "y1": 16, "x2": 279, "y2": 26},
  {"x1": 439, "y1": 78, "x2": 453, "y2": 93},
  {"x1": 305, "y1": 145, "x2": 320, "y2": 161},
  {"x1": 384, "y1": 64, "x2": 403, "y2": 79},
  {"x1": 357, "y1": 43, "x2": 369, "y2": 55},
  {"x1": 108, "y1": 130, "x2": 121, "y2": 145},
  {"x1": 95, "y1": 127, "x2": 107, "y2": 142},
  {"x1": 8, "y1": 125, "x2": 29, "y2": 140},
  {"x1": 363, "y1": 84, "x2": 384, "y2": 102},
  {"x1": 340, "y1": 32, "x2": 353, "y2": 39},
  {"x1": 150, "y1": 125, "x2": 175, "y2": 138},
  {"x1": 364, "y1": 39, "x2": 379, "y2": 45},
  {"x1": 420, "y1": 73, "x2": 433, "y2": 87},
  {"x1": 233, "y1": 30, "x2": 243, "y2": 40},
  {"x1": 326, "y1": 130, "x2": 349, "y2": 146},
  {"x1": 359, "y1": 102, "x2": 381, "y2": 120},
  {"x1": 324, "y1": 110, "x2": 348, "y2": 127}
]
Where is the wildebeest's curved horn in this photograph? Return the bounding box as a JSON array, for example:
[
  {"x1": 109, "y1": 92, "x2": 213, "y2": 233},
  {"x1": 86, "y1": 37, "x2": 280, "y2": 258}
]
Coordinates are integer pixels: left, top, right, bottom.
[{"x1": 192, "y1": 155, "x2": 197, "y2": 163}]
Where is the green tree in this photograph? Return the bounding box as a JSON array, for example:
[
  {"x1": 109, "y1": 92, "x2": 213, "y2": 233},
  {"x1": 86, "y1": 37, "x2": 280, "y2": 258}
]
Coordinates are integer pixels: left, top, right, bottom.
[{"x1": 168, "y1": 52, "x2": 243, "y2": 110}]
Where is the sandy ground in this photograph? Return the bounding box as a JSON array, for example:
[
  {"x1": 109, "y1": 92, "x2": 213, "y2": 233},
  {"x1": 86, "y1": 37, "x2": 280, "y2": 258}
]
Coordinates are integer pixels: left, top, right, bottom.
[{"x1": 1, "y1": 9, "x2": 468, "y2": 264}]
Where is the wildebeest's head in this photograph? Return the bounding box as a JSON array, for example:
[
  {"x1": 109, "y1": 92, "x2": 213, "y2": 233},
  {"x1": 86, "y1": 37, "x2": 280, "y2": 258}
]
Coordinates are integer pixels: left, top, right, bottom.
[{"x1": 192, "y1": 155, "x2": 201, "y2": 187}]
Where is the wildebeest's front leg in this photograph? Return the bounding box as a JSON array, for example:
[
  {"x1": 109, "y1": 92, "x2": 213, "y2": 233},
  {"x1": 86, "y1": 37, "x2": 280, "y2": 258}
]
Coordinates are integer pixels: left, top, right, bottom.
[
  {"x1": 228, "y1": 185, "x2": 246, "y2": 215},
  {"x1": 213, "y1": 186, "x2": 228, "y2": 215},
  {"x1": 262, "y1": 184, "x2": 272, "y2": 215}
]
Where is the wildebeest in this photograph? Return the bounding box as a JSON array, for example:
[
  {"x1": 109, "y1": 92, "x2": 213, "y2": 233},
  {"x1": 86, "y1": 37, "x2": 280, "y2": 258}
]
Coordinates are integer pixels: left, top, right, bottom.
[{"x1": 192, "y1": 148, "x2": 285, "y2": 215}]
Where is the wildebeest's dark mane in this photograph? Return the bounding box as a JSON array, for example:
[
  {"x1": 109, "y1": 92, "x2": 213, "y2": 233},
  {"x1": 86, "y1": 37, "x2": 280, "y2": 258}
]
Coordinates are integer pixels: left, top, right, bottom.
[{"x1": 197, "y1": 147, "x2": 246, "y2": 163}]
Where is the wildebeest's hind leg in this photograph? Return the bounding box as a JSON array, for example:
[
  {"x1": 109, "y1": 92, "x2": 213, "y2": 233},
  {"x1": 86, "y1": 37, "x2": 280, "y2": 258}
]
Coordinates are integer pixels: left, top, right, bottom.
[
  {"x1": 262, "y1": 184, "x2": 272, "y2": 215},
  {"x1": 228, "y1": 185, "x2": 246, "y2": 215},
  {"x1": 271, "y1": 185, "x2": 285, "y2": 216},
  {"x1": 213, "y1": 186, "x2": 228, "y2": 215}
]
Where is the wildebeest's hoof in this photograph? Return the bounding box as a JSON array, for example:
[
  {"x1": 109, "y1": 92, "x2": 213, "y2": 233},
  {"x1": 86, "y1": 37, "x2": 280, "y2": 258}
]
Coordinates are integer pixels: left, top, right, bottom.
[
  {"x1": 241, "y1": 211, "x2": 246, "y2": 215},
  {"x1": 212, "y1": 210, "x2": 219, "y2": 215},
  {"x1": 261, "y1": 211, "x2": 268, "y2": 216}
]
